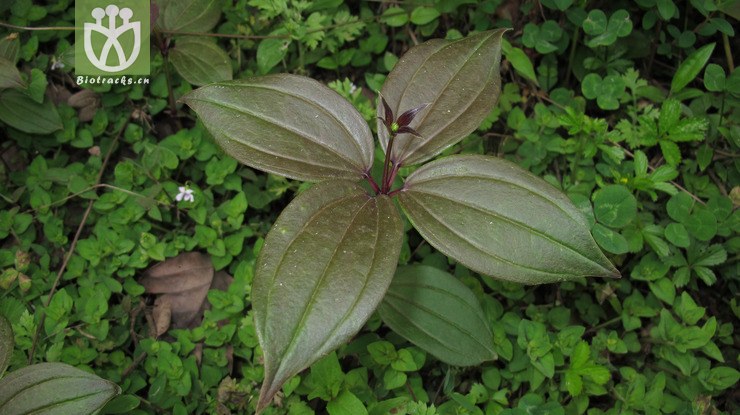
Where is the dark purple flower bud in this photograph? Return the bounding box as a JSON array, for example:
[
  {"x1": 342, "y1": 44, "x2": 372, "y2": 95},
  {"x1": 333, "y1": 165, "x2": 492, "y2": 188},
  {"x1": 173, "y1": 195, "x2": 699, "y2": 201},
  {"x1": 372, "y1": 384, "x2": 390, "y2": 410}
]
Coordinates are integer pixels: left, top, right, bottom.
[{"x1": 397, "y1": 103, "x2": 429, "y2": 127}]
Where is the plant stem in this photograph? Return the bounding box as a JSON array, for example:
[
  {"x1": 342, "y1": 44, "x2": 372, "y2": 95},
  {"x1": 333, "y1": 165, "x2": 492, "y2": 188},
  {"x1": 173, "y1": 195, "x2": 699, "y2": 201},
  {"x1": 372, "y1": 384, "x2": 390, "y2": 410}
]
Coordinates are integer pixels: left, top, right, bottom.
[
  {"x1": 364, "y1": 172, "x2": 380, "y2": 194},
  {"x1": 722, "y1": 33, "x2": 735, "y2": 71},
  {"x1": 381, "y1": 135, "x2": 396, "y2": 194}
]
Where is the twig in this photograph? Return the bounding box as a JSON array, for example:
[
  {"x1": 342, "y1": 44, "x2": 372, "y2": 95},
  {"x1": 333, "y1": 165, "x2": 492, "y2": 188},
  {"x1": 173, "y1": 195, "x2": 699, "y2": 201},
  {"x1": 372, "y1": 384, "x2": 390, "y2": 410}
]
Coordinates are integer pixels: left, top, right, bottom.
[
  {"x1": 722, "y1": 33, "x2": 734, "y2": 72},
  {"x1": 122, "y1": 352, "x2": 148, "y2": 377},
  {"x1": 27, "y1": 117, "x2": 130, "y2": 364}
]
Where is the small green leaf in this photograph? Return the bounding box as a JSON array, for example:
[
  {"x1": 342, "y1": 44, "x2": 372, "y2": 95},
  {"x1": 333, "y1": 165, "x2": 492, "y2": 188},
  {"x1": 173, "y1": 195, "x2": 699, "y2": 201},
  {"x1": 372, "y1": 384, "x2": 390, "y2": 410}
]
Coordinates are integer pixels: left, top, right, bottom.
[
  {"x1": 380, "y1": 7, "x2": 408, "y2": 27},
  {"x1": 0, "y1": 89, "x2": 62, "y2": 134},
  {"x1": 169, "y1": 37, "x2": 232, "y2": 86},
  {"x1": 378, "y1": 265, "x2": 496, "y2": 366},
  {"x1": 182, "y1": 74, "x2": 374, "y2": 182},
  {"x1": 162, "y1": 0, "x2": 221, "y2": 32},
  {"x1": 666, "y1": 192, "x2": 693, "y2": 223},
  {"x1": 671, "y1": 43, "x2": 715, "y2": 93},
  {"x1": 593, "y1": 185, "x2": 637, "y2": 228},
  {"x1": 659, "y1": 140, "x2": 682, "y2": 166},
  {"x1": 327, "y1": 390, "x2": 368, "y2": 415},
  {"x1": 253, "y1": 181, "x2": 403, "y2": 411},
  {"x1": 704, "y1": 63, "x2": 726, "y2": 91},
  {"x1": 705, "y1": 367, "x2": 740, "y2": 390},
  {"x1": 410, "y1": 7, "x2": 440, "y2": 25},
  {"x1": 592, "y1": 223, "x2": 629, "y2": 255},
  {"x1": 502, "y1": 39, "x2": 538, "y2": 85},
  {"x1": 256, "y1": 36, "x2": 290, "y2": 74},
  {"x1": 0, "y1": 315, "x2": 12, "y2": 378},
  {"x1": 582, "y1": 10, "x2": 607, "y2": 35},
  {"x1": 399, "y1": 155, "x2": 619, "y2": 284},
  {"x1": 685, "y1": 209, "x2": 717, "y2": 241},
  {"x1": 379, "y1": 29, "x2": 506, "y2": 166},
  {"x1": 649, "y1": 277, "x2": 675, "y2": 304},
  {"x1": 0, "y1": 362, "x2": 121, "y2": 414},
  {"x1": 664, "y1": 223, "x2": 690, "y2": 247}
]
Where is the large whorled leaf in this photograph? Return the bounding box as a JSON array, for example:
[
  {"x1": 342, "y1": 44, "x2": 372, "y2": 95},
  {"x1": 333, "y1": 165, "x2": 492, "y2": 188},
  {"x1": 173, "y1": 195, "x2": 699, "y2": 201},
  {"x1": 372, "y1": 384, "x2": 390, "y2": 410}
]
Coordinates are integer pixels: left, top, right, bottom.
[
  {"x1": 398, "y1": 155, "x2": 620, "y2": 284},
  {"x1": 378, "y1": 265, "x2": 496, "y2": 366},
  {"x1": 161, "y1": 0, "x2": 222, "y2": 32},
  {"x1": 182, "y1": 74, "x2": 374, "y2": 182},
  {"x1": 253, "y1": 180, "x2": 403, "y2": 412},
  {"x1": 0, "y1": 89, "x2": 62, "y2": 134},
  {"x1": 378, "y1": 29, "x2": 506, "y2": 167},
  {"x1": 0, "y1": 315, "x2": 12, "y2": 378},
  {"x1": 0, "y1": 362, "x2": 121, "y2": 414},
  {"x1": 0, "y1": 58, "x2": 24, "y2": 90}
]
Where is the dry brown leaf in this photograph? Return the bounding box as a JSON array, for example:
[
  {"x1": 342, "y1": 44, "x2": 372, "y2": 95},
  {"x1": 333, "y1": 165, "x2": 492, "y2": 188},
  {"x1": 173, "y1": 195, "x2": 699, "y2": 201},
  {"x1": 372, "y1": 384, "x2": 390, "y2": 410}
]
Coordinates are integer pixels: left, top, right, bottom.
[
  {"x1": 140, "y1": 252, "x2": 214, "y2": 334},
  {"x1": 67, "y1": 89, "x2": 100, "y2": 122},
  {"x1": 152, "y1": 296, "x2": 172, "y2": 337}
]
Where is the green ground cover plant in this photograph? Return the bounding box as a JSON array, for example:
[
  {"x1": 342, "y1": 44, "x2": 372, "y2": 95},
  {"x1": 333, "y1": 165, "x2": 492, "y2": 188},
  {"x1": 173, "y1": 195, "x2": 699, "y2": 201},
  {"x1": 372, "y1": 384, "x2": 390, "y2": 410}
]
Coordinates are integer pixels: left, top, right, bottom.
[{"x1": 0, "y1": 0, "x2": 738, "y2": 414}]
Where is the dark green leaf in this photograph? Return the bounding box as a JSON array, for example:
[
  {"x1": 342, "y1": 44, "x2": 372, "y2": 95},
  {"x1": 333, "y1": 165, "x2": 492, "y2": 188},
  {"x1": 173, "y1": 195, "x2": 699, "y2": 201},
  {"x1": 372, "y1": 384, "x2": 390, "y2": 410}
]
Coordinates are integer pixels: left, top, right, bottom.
[
  {"x1": 378, "y1": 29, "x2": 506, "y2": 166},
  {"x1": 502, "y1": 39, "x2": 538, "y2": 85},
  {"x1": 0, "y1": 362, "x2": 120, "y2": 414},
  {"x1": 327, "y1": 390, "x2": 368, "y2": 415},
  {"x1": 410, "y1": 7, "x2": 440, "y2": 25},
  {"x1": 671, "y1": 43, "x2": 715, "y2": 93},
  {"x1": 665, "y1": 223, "x2": 690, "y2": 247},
  {"x1": 182, "y1": 74, "x2": 374, "y2": 181},
  {"x1": 162, "y1": 0, "x2": 221, "y2": 32},
  {"x1": 398, "y1": 155, "x2": 619, "y2": 284},
  {"x1": 257, "y1": 37, "x2": 290, "y2": 74},
  {"x1": 592, "y1": 223, "x2": 629, "y2": 255},
  {"x1": 659, "y1": 140, "x2": 681, "y2": 166},
  {"x1": 253, "y1": 180, "x2": 403, "y2": 411},
  {"x1": 666, "y1": 192, "x2": 693, "y2": 223},
  {"x1": 582, "y1": 10, "x2": 607, "y2": 35},
  {"x1": 704, "y1": 63, "x2": 726, "y2": 91},
  {"x1": 380, "y1": 7, "x2": 408, "y2": 27},
  {"x1": 0, "y1": 316, "x2": 11, "y2": 378},
  {"x1": 0, "y1": 89, "x2": 62, "y2": 134},
  {"x1": 0, "y1": 58, "x2": 23, "y2": 89},
  {"x1": 685, "y1": 209, "x2": 717, "y2": 241},
  {"x1": 378, "y1": 265, "x2": 496, "y2": 366},
  {"x1": 170, "y1": 37, "x2": 232, "y2": 86},
  {"x1": 593, "y1": 185, "x2": 637, "y2": 228}
]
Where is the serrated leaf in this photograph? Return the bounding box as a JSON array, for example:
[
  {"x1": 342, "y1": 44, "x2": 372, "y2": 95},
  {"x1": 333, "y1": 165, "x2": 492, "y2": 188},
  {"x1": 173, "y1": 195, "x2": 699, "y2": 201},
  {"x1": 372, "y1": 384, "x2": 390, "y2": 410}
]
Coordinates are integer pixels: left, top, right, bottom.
[
  {"x1": 0, "y1": 58, "x2": 23, "y2": 90},
  {"x1": 170, "y1": 37, "x2": 232, "y2": 86},
  {"x1": 0, "y1": 362, "x2": 120, "y2": 414},
  {"x1": 378, "y1": 265, "x2": 496, "y2": 366},
  {"x1": 398, "y1": 155, "x2": 619, "y2": 284},
  {"x1": 253, "y1": 180, "x2": 403, "y2": 412},
  {"x1": 162, "y1": 0, "x2": 221, "y2": 32},
  {"x1": 0, "y1": 315, "x2": 12, "y2": 378},
  {"x1": 182, "y1": 74, "x2": 374, "y2": 182},
  {"x1": 378, "y1": 29, "x2": 506, "y2": 166},
  {"x1": 671, "y1": 43, "x2": 715, "y2": 93},
  {"x1": 0, "y1": 89, "x2": 62, "y2": 134}
]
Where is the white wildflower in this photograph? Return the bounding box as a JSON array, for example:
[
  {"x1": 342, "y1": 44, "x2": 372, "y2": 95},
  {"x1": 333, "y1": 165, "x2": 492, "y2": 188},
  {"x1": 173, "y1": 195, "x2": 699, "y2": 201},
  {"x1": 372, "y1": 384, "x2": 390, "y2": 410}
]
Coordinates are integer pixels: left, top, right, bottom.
[
  {"x1": 349, "y1": 82, "x2": 358, "y2": 94},
  {"x1": 175, "y1": 186, "x2": 194, "y2": 203},
  {"x1": 51, "y1": 60, "x2": 65, "y2": 70}
]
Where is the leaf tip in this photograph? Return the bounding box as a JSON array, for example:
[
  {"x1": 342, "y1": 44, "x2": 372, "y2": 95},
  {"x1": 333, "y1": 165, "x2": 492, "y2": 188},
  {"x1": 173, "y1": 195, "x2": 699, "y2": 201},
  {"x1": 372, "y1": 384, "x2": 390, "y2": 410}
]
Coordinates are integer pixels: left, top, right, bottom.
[{"x1": 255, "y1": 382, "x2": 280, "y2": 414}]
